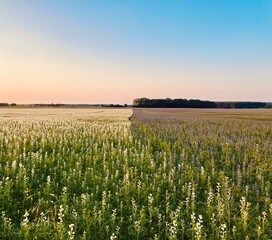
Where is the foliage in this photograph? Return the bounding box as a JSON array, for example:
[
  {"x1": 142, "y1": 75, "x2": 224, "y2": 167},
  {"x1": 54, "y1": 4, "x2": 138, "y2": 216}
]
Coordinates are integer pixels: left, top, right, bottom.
[
  {"x1": 216, "y1": 102, "x2": 267, "y2": 109},
  {"x1": 133, "y1": 98, "x2": 268, "y2": 109},
  {"x1": 133, "y1": 98, "x2": 217, "y2": 108}
]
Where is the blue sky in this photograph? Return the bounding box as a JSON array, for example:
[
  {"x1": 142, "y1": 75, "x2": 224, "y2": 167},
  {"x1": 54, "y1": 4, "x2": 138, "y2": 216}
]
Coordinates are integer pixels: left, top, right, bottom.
[{"x1": 0, "y1": 0, "x2": 271, "y2": 103}]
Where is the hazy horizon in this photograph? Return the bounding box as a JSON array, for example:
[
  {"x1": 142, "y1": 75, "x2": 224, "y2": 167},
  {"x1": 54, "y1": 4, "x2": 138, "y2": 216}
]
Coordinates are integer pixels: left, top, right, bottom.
[{"x1": 1, "y1": 1, "x2": 272, "y2": 104}]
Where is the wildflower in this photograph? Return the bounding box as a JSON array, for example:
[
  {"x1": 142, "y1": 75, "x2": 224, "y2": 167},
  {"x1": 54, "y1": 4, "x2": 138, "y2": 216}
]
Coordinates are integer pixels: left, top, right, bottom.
[
  {"x1": 148, "y1": 194, "x2": 154, "y2": 206},
  {"x1": 240, "y1": 197, "x2": 250, "y2": 230},
  {"x1": 110, "y1": 232, "x2": 117, "y2": 240},
  {"x1": 134, "y1": 220, "x2": 141, "y2": 233},
  {"x1": 220, "y1": 224, "x2": 227, "y2": 240},
  {"x1": 46, "y1": 175, "x2": 51, "y2": 186},
  {"x1": 194, "y1": 215, "x2": 203, "y2": 240},
  {"x1": 58, "y1": 205, "x2": 64, "y2": 224},
  {"x1": 111, "y1": 209, "x2": 117, "y2": 222},
  {"x1": 21, "y1": 211, "x2": 29, "y2": 227},
  {"x1": 68, "y1": 223, "x2": 75, "y2": 240}
]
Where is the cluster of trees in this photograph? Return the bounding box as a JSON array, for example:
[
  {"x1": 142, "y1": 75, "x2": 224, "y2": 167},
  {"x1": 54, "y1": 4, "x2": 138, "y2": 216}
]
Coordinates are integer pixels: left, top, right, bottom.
[
  {"x1": 0, "y1": 103, "x2": 16, "y2": 107},
  {"x1": 265, "y1": 103, "x2": 272, "y2": 108},
  {"x1": 133, "y1": 98, "x2": 216, "y2": 108},
  {"x1": 105, "y1": 104, "x2": 128, "y2": 108},
  {"x1": 34, "y1": 103, "x2": 65, "y2": 107},
  {"x1": 133, "y1": 98, "x2": 271, "y2": 109},
  {"x1": 215, "y1": 102, "x2": 268, "y2": 109}
]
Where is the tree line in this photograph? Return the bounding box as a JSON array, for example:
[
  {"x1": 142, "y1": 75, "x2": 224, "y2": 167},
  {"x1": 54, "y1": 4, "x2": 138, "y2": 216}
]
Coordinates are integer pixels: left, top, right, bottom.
[
  {"x1": 0, "y1": 103, "x2": 16, "y2": 107},
  {"x1": 133, "y1": 98, "x2": 271, "y2": 108}
]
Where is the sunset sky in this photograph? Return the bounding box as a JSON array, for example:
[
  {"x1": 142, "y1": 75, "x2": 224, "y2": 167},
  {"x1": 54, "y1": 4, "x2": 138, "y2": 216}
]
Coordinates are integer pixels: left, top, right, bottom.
[{"x1": 1, "y1": 1, "x2": 272, "y2": 104}]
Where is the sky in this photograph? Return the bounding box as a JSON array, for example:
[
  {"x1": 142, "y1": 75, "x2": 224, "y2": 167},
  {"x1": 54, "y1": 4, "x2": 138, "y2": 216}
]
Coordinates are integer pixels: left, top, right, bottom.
[{"x1": 0, "y1": 0, "x2": 272, "y2": 104}]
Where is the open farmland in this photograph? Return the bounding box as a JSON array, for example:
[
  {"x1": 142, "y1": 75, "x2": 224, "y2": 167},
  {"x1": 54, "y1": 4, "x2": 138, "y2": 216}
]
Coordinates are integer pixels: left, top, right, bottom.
[{"x1": 0, "y1": 108, "x2": 272, "y2": 239}]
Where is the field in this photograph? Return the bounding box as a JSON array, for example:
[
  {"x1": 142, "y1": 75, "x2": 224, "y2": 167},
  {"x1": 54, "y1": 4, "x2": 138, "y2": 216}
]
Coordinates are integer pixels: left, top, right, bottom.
[{"x1": 0, "y1": 108, "x2": 272, "y2": 239}]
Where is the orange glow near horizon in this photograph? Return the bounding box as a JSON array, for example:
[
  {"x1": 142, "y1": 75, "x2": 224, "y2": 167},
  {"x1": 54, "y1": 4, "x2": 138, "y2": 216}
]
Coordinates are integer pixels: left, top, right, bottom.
[{"x1": 1, "y1": 1, "x2": 272, "y2": 104}]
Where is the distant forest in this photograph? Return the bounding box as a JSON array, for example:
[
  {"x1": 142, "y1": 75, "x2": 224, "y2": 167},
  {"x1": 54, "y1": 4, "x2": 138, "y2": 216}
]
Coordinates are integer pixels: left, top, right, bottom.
[
  {"x1": 1, "y1": 100, "x2": 272, "y2": 109},
  {"x1": 133, "y1": 98, "x2": 272, "y2": 109},
  {"x1": 0, "y1": 103, "x2": 129, "y2": 108}
]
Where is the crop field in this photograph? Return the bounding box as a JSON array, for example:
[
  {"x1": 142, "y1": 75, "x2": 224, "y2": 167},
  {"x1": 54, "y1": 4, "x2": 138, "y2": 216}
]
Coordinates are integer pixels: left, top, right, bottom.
[{"x1": 0, "y1": 108, "x2": 272, "y2": 239}]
